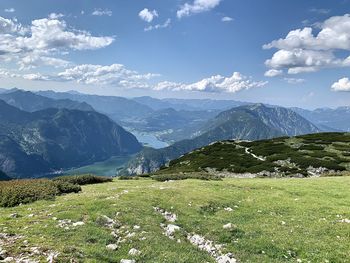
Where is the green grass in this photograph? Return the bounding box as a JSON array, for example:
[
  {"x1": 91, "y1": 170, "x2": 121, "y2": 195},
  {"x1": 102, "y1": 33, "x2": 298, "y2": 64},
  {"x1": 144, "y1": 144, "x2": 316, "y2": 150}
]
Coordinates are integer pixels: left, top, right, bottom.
[
  {"x1": 0, "y1": 177, "x2": 349, "y2": 262},
  {"x1": 158, "y1": 133, "x2": 350, "y2": 176}
]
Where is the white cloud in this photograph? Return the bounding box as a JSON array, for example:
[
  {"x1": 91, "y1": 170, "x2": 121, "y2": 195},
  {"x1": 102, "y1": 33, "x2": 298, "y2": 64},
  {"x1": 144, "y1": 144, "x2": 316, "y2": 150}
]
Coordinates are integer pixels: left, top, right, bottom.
[
  {"x1": 155, "y1": 72, "x2": 267, "y2": 93},
  {"x1": 48, "y1": 13, "x2": 64, "y2": 19},
  {"x1": 50, "y1": 64, "x2": 160, "y2": 87},
  {"x1": 264, "y1": 14, "x2": 350, "y2": 74},
  {"x1": 309, "y1": 8, "x2": 330, "y2": 14},
  {"x1": 139, "y1": 8, "x2": 158, "y2": 23},
  {"x1": 0, "y1": 15, "x2": 114, "y2": 69},
  {"x1": 177, "y1": 0, "x2": 221, "y2": 18},
  {"x1": 284, "y1": 77, "x2": 305, "y2": 84},
  {"x1": 221, "y1": 16, "x2": 233, "y2": 22},
  {"x1": 92, "y1": 9, "x2": 112, "y2": 17},
  {"x1": 264, "y1": 69, "x2": 283, "y2": 77},
  {"x1": 23, "y1": 73, "x2": 50, "y2": 81},
  {"x1": 331, "y1": 77, "x2": 350, "y2": 91},
  {"x1": 144, "y1": 19, "x2": 171, "y2": 31},
  {"x1": 4, "y1": 8, "x2": 15, "y2": 13}
]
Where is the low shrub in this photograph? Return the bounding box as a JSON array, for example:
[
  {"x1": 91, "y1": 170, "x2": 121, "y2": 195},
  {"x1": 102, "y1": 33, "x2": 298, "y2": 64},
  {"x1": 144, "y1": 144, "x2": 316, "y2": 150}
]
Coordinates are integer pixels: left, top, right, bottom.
[
  {"x1": 152, "y1": 173, "x2": 222, "y2": 182},
  {"x1": 53, "y1": 181, "x2": 82, "y2": 194},
  {"x1": 118, "y1": 175, "x2": 138, "y2": 180},
  {"x1": 0, "y1": 179, "x2": 80, "y2": 207},
  {"x1": 53, "y1": 174, "x2": 113, "y2": 185}
]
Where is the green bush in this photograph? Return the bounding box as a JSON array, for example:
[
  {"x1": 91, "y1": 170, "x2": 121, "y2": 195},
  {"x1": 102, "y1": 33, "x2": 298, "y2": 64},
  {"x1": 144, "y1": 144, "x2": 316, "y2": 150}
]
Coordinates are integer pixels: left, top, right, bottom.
[
  {"x1": 152, "y1": 173, "x2": 222, "y2": 182},
  {"x1": 0, "y1": 179, "x2": 63, "y2": 207},
  {"x1": 53, "y1": 174, "x2": 113, "y2": 185},
  {"x1": 53, "y1": 181, "x2": 81, "y2": 194}
]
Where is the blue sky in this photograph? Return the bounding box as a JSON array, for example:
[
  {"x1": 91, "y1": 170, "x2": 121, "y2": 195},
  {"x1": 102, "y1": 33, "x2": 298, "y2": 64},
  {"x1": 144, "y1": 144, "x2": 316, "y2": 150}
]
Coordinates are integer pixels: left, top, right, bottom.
[{"x1": 0, "y1": 0, "x2": 350, "y2": 109}]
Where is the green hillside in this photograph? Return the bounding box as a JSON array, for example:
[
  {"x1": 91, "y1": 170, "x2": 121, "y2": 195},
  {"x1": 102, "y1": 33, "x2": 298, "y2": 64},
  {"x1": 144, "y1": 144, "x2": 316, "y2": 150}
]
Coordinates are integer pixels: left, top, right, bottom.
[
  {"x1": 156, "y1": 133, "x2": 350, "y2": 177},
  {"x1": 0, "y1": 177, "x2": 349, "y2": 262},
  {"x1": 125, "y1": 104, "x2": 320, "y2": 175}
]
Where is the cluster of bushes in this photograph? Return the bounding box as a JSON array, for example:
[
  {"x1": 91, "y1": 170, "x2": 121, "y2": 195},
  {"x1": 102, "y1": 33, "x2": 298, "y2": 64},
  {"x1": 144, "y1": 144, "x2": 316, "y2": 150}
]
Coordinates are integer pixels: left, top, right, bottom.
[
  {"x1": 0, "y1": 174, "x2": 112, "y2": 207},
  {"x1": 53, "y1": 174, "x2": 112, "y2": 185},
  {"x1": 152, "y1": 173, "x2": 222, "y2": 182},
  {"x1": 0, "y1": 179, "x2": 80, "y2": 207}
]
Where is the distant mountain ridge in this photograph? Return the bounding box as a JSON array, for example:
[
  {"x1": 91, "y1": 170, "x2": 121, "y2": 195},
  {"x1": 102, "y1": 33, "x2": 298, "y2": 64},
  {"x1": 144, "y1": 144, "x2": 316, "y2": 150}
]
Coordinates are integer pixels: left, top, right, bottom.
[
  {"x1": 291, "y1": 107, "x2": 350, "y2": 132},
  {"x1": 133, "y1": 96, "x2": 249, "y2": 111},
  {"x1": 37, "y1": 90, "x2": 154, "y2": 122},
  {"x1": 0, "y1": 100, "x2": 141, "y2": 177},
  {"x1": 0, "y1": 90, "x2": 94, "y2": 112},
  {"x1": 124, "y1": 104, "x2": 320, "y2": 174}
]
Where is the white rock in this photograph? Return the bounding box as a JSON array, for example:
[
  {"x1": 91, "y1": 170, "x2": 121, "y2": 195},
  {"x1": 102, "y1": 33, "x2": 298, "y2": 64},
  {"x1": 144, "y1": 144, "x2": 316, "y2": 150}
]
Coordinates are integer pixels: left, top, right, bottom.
[
  {"x1": 72, "y1": 221, "x2": 85, "y2": 227},
  {"x1": 216, "y1": 253, "x2": 237, "y2": 263},
  {"x1": 224, "y1": 207, "x2": 233, "y2": 212},
  {"x1": 2, "y1": 257, "x2": 14, "y2": 262},
  {"x1": 106, "y1": 244, "x2": 118, "y2": 251},
  {"x1": 128, "y1": 248, "x2": 141, "y2": 256},
  {"x1": 133, "y1": 225, "x2": 141, "y2": 230},
  {"x1": 339, "y1": 219, "x2": 350, "y2": 223},
  {"x1": 120, "y1": 260, "x2": 135, "y2": 263},
  {"x1": 223, "y1": 223, "x2": 233, "y2": 229},
  {"x1": 165, "y1": 224, "x2": 180, "y2": 238}
]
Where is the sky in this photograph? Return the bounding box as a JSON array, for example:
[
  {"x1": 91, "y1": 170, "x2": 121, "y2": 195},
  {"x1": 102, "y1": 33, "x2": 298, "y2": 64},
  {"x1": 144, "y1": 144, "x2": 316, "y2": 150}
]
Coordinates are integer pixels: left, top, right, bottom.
[{"x1": 0, "y1": 0, "x2": 350, "y2": 109}]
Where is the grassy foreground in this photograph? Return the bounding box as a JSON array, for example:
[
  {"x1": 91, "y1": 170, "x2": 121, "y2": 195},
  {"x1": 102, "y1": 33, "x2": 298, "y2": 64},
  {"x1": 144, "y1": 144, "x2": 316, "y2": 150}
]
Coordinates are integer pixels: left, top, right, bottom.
[{"x1": 0, "y1": 177, "x2": 349, "y2": 262}]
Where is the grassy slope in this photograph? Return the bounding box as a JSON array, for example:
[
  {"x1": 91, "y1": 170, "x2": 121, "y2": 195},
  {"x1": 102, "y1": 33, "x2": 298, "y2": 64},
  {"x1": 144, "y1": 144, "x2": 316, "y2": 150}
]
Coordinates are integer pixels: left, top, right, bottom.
[
  {"x1": 0, "y1": 177, "x2": 349, "y2": 262},
  {"x1": 157, "y1": 133, "x2": 350, "y2": 176}
]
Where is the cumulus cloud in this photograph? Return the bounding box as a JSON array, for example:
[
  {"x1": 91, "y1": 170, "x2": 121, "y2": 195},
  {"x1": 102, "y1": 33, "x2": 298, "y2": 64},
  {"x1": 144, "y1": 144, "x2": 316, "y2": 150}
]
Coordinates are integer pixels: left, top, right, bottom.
[
  {"x1": 144, "y1": 19, "x2": 171, "y2": 31},
  {"x1": 309, "y1": 8, "x2": 330, "y2": 14},
  {"x1": 4, "y1": 8, "x2": 15, "y2": 13},
  {"x1": 92, "y1": 9, "x2": 112, "y2": 16},
  {"x1": 155, "y1": 72, "x2": 267, "y2": 93},
  {"x1": 284, "y1": 77, "x2": 305, "y2": 84},
  {"x1": 0, "y1": 15, "x2": 114, "y2": 69},
  {"x1": 26, "y1": 63, "x2": 160, "y2": 88},
  {"x1": 139, "y1": 8, "x2": 158, "y2": 23},
  {"x1": 48, "y1": 13, "x2": 64, "y2": 19},
  {"x1": 177, "y1": 0, "x2": 221, "y2": 18},
  {"x1": 264, "y1": 69, "x2": 283, "y2": 77},
  {"x1": 221, "y1": 16, "x2": 233, "y2": 22},
  {"x1": 331, "y1": 77, "x2": 350, "y2": 91},
  {"x1": 22, "y1": 73, "x2": 50, "y2": 81},
  {"x1": 264, "y1": 14, "x2": 350, "y2": 75}
]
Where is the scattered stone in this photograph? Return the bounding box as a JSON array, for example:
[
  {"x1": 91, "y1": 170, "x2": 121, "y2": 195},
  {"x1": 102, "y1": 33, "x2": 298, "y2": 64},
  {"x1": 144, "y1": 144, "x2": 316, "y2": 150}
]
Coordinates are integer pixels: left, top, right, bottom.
[
  {"x1": 120, "y1": 260, "x2": 135, "y2": 263},
  {"x1": 46, "y1": 251, "x2": 60, "y2": 263},
  {"x1": 164, "y1": 224, "x2": 180, "y2": 239},
  {"x1": 9, "y1": 213, "x2": 19, "y2": 218},
  {"x1": 133, "y1": 225, "x2": 140, "y2": 230},
  {"x1": 153, "y1": 207, "x2": 177, "y2": 222},
  {"x1": 128, "y1": 248, "x2": 141, "y2": 256},
  {"x1": 223, "y1": 223, "x2": 233, "y2": 229},
  {"x1": 339, "y1": 219, "x2": 350, "y2": 223},
  {"x1": 28, "y1": 214, "x2": 34, "y2": 218},
  {"x1": 187, "y1": 234, "x2": 237, "y2": 263},
  {"x1": 2, "y1": 256, "x2": 14, "y2": 262},
  {"x1": 224, "y1": 207, "x2": 233, "y2": 212},
  {"x1": 106, "y1": 244, "x2": 118, "y2": 251},
  {"x1": 216, "y1": 253, "x2": 237, "y2": 263},
  {"x1": 126, "y1": 232, "x2": 136, "y2": 238},
  {"x1": 72, "y1": 221, "x2": 85, "y2": 227}
]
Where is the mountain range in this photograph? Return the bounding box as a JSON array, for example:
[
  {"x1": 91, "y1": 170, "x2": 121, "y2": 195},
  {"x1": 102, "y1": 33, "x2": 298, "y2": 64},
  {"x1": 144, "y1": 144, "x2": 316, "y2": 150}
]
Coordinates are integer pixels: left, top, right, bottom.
[
  {"x1": 124, "y1": 104, "x2": 320, "y2": 175},
  {"x1": 0, "y1": 100, "x2": 141, "y2": 178},
  {"x1": 0, "y1": 90, "x2": 94, "y2": 112},
  {"x1": 291, "y1": 107, "x2": 350, "y2": 132}
]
